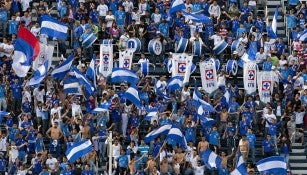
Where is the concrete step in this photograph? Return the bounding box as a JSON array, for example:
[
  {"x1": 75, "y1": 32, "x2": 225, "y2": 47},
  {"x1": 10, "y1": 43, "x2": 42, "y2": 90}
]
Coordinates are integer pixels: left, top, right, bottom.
[
  {"x1": 291, "y1": 170, "x2": 307, "y2": 175},
  {"x1": 290, "y1": 163, "x2": 307, "y2": 167},
  {"x1": 290, "y1": 155, "x2": 306, "y2": 160},
  {"x1": 292, "y1": 143, "x2": 303, "y2": 147},
  {"x1": 266, "y1": 1, "x2": 282, "y2": 6},
  {"x1": 291, "y1": 149, "x2": 305, "y2": 153}
]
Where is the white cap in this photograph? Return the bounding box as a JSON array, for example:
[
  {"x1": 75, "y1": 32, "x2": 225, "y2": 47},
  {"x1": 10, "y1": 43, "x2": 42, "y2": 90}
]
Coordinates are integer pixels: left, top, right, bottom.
[{"x1": 233, "y1": 51, "x2": 238, "y2": 54}]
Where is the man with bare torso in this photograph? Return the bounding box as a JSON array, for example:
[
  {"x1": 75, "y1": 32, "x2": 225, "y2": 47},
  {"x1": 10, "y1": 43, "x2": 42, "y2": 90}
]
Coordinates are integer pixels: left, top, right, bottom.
[
  {"x1": 238, "y1": 135, "x2": 249, "y2": 162},
  {"x1": 197, "y1": 136, "x2": 209, "y2": 153},
  {"x1": 145, "y1": 154, "x2": 157, "y2": 174},
  {"x1": 81, "y1": 121, "x2": 91, "y2": 139},
  {"x1": 46, "y1": 122, "x2": 63, "y2": 156}
]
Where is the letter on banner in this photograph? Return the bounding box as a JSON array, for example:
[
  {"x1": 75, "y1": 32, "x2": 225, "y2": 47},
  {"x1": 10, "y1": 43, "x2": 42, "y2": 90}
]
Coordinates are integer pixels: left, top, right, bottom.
[
  {"x1": 243, "y1": 62, "x2": 257, "y2": 94},
  {"x1": 99, "y1": 43, "x2": 113, "y2": 77},
  {"x1": 257, "y1": 71, "x2": 273, "y2": 103},
  {"x1": 119, "y1": 49, "x2": 133, "y2": 70},
  {"x1": 200, "y1": 61, "x2": 218, "y2": 94}
]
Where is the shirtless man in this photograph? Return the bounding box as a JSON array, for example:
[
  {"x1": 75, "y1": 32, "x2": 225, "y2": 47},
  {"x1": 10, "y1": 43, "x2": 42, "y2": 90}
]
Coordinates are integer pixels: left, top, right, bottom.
[
  {"x1": 238, "y1": 135, "x2": 249, "y2": 162},
  {"x1": 219, "y1": 107, "x2": 229, "y2": 132},
  {"x1": 197, "y1": 136, "x2": 209, "y2": 153},
  {"x1": 46, "y1": 122, "x2": 63, "y2": 156},
  {"x1": 173, "y1": 148, "x2": 186, "y2": 174},
  {"x1": 128, "y1": 155, "x2": 144, "y2": 174},
  {"x1": 220, "y1": 150, "x2": 234, "y2": 174},
  {"x1": 144, "y1": 154, "x2": 157, "y2": 174},
  {"x1": 81, "y1": 121, "x2": 91, "y2": 139}
]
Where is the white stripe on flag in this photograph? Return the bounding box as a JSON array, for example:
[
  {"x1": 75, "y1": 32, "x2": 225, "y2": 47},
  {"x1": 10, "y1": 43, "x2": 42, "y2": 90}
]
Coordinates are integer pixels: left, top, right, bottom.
[
  {"x1": 208, "y1": 152, "x2": 217, "y2": 168},
  {"x1": 67, "y1": 140, "x2": 92, "y2": 160},
  {"x1": 257, "y1": 161, "x2": 286, "y2": 172},
  {"x1": 41, "y1": 21, "x2": 68, "y2": 33}
]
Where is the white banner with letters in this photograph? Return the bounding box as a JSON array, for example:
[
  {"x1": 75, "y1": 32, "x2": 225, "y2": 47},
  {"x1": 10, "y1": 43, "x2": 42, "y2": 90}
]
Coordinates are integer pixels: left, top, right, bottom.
[
  {"x1": 99, "y1": 44, "x2": 113, "y2": 77},
  {"x1": 119, "y1": 49, "x2": 133, "y2": 70},
  {"x1": 243, "y1": 62, "x2": 257, "y2": 95},
  {"x1": 200, "y1": 61, "x2": 218, "y2": 94},
  {"x1": 171, "y1": 53, "x2": 193, "y2": 84},
  {"x1": 257, "y1": 71, "x2": 273, "y2": 103}
]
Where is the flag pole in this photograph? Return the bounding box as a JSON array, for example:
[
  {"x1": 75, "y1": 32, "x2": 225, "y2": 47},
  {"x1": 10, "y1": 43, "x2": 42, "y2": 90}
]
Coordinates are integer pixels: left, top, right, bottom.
[{"x1": 108, "y1": 131, "x2": 113, "y2": 175}]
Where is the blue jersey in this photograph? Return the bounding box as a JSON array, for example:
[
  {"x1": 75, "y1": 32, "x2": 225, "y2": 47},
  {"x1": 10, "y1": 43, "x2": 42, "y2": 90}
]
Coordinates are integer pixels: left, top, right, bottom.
[
  {"x1": 247, "y1": 133, "x2": 256, "y2": 148},
  {"x1": 117, "y1": 155, "x2": 128, "y2": 168},
  {"x1": 263, "y1": 139, "x2": 273, "y2": 153},
  {"x1": 89, "y1": 11, "x2": 99, "y2": 24},
  {"x1": 193, "y1": 2, "x2": 203, "y2": 13},
  {"x1": 9, "y1": 20, "x2": 18, "y2": 35},
  {"x1": 185, "y1": 126, "x2": 196, "y2": 142},
  {"x1": 209, "y1": 130, "x2": 220, "y2": 146},
  {"x1": 158, "y1": 23, "x2": 169, "y2": 37},
  {"x1": 0, "y1": 159, "x2": 6, "y2": 171},
  {"x1": 115, "y1": 10, "x2": 126, "y2": 25},
  {"x1": 263, "y1": 61, "x2": 273, "y2": 71},
  {"x1": 11, "y1": 83, "x2": 22, "y2": 98}
]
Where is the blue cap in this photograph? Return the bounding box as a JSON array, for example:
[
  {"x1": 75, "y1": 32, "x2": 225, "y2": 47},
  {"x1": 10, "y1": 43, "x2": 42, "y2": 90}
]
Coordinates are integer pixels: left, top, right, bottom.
[{"x1": 85, "y1": 24, "x2": 91, "y2": 29}]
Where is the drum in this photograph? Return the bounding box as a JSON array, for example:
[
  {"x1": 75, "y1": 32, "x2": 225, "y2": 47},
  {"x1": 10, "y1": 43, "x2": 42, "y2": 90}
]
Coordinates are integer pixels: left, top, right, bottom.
[
  {"x1": 231, "y1": 40, "x2": 245, "y2": 57},
  {"x1": 102, "y1": 39, "x2": 112, "y2": 45},
  {"x1": 226, "y1": 59, "x2": 238, "y2": 75},
  {"x1": 148, "y1": 40, "x2": 162, "y2": 55},
  {"x1": 213, "y1": 40, "x2": 228, "y2": 55},
  {"x1": 176, "y1": 38, "x2": 188, "y2": 53},
  {"x1": 82, "y1": 33, "x2": 97, "y2": 48},
  {"x1": 193, "y1": 41, "x2": 202, "y2": 56},
  {"x1": 127, "y1": 38, "x2": 141, "y2": 52}
]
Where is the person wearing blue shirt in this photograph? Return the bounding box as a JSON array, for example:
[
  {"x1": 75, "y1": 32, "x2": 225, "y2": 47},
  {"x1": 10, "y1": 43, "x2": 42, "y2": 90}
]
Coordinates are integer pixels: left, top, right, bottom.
[
  {"x1": 236, "y1": 24, "x2": 246, "y2": 39},
  {"x1": 240, "y1": 1, "x2": 250, "y2": 22},
  {"x1": 185, "y1": 121, "x2": 197, "y2": 143},
  {"x1": 246, "y1": 128, "x2": 256, "y2": 164},
  {"x1": 158, "y1": 20, "x2": 169, "y2": 38},
  {"x1": 209, "y1": 126, "x2": 220, "y2": 151},
  {"x1": 239, "y1": 115, "x2": 250, "y2": 136},
  {"x1": 0, "y1": 153, "x2": 6, "y2": 173},
  {"x1": 266, "y1": 20, "x2": 277, "y2": 39},
  {"x1": 58, "y1": 1, "x2": 68, "y2": 18},
  {"x1": 61, "y1": 164, "x2": 75, "y2": 175},
  {"x1": 82, "y1": 164, "x2": 94, "y2": 175},
  {"x1": 0, "y1": 79, "x2": 6, "y2": 111},
  {"x1": 116, "y1": 149, "x2": 129, "y2": 174},
  {"x1": 0, "y1": 6, "x2": 8, "y2": 36},
  {"x1": 262, "y1": 134, "x2": 274, "y2": 157},
  {"x1": 202, "y1": 0, "x2": 210, "y2": 16},
  {"x1": 16, "y1": 134, "x2": 27, "y2": 162},
  {"x1": 26, "y1": 126, "x2": 37, "y2": 154},
  {"x1": 89, "y1": 8, "x2": 100, "y2": 24},
  {"x1": 97, "y1": 127, "x2": 108, "y2": 162},
  {"x1": 115, "y1": 6, "x2": 126, "y2": 34},
  {"x1": 275, "y1": 38, "x2": 285, "y2": 57},
  {"x1": 279, "y1": 136, "x2": 291, "y2": 167},
  {"x1": 254, "y1": 15, "x2": 265, "y2": 33},
  {"x1": 263, "y1": 56, "x2": 273, "y2": 71},
  {"x1": 8, "y1": 15, "x2": 18, "y2": 35},
  {"x1": 11, "y1": 78, "x2": 22, "y2": 114},
  {"x1": 285, "y1": 9, "x2": 297, "y2": 30},
  {"x1": 192, "y1": 0, "x2": 203, "y2": 14},
  {"x1": 266, "y1": 118, "x2": 281, "y2": 153}
]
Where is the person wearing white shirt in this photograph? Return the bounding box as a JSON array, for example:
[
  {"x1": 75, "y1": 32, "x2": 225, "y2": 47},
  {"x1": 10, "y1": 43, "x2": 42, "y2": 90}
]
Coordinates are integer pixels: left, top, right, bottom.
[
  {"x1": 46, "y1": 154, "x2": 58, "y2": 171},
  {"x1": 208, "y1": 0, "x2": 221, "y2": 20},
  {"x1": 138, "y1": 0, "x2": 148, "y2": 16},
  {"x1": 9, "y1": 143, "x2": 19, "y2": 163},
  {"x1": 210, "y1": 33, "x2": 222, "y2": 46},
  {"x1": 97, "y1": 1, "x2": 108, "y2": 22},
  {"x1": 122, "y1": 0, "x2": 134, "y2": 14},
  {"x1": 50, "y1": 103, "x2": 62, "y2": 118},
  {"x1": 263, "y1": 108, "x2": 276, "y2": 129},
  {"x1": 20, "y1": 0, "x2": 32, "y2": 12},
  {"x1": 33, "y1": 86, "x2": 45, "y2": 105},
  {"x1": 0, "y1": 134, "x2": 7, "y2": 153},
  {"x1": 112, "y1": 139, "x2": 121, "y2": 167},
  {"x1": 255, "y1": 47, "x2": 266, "y2": 64},
  {"x1": 71, "y1": 99, "x2": 83, "y2": 118},
  {"x1": 137, "y1": 53, "x2": 149, "y2": 64},
  {"x1": 194, "y1": 161, "x2": 205, "y2": 175},
  {"x1": 105, "y1": 11, "x2": 115, "y2": 28},
  {"x1": 30, "y1": 23, "x2": 40, "y2": 37}
]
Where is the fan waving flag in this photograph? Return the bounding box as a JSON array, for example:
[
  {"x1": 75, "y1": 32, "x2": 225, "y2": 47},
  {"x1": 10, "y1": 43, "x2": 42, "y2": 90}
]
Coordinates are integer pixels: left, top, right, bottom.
[
  {"x1": 74, "y1": 67, "x2": 95, "y2": 96},
  {"x1": 231, "y1": 152, "x2": 247, "y2": 175},
  {"x1": 272, "y1": 6, "x2": 279, "y2": 36},
  {"x1": 181, "y1": 11, "x2": 212, "y2": 23},
  {"x1": 169, "y1": 0, "x2": 185, "y2": 14},
  {"x1": 298, "y1": 29, "x2": 307, "y2": 42},
  {"x1": 256, "y1": 156, "x2": 287, "y2": 174},
  {"x1": 111, "y1": 68, "x2": 140, "y2": 85},
  {"x1": 63, "y1": 76, "x2": 80, "y2": 94},
  {"x1": 197, "y1": 105, "x2": 216, "y2": 126},
  {"x1": 65, "y1": 140, "x2": 92, "y2": 162},
  {"x1": 86, "y1": 54, "x2": 96, "y2": 83},
  {"x1": 51, "y1": 54, "x2": 74, "y2": 80},
  {"x1": 144, "y1": 124, "x2": 172, "y2": 143},
  {"x1": 144, "y1": 108, "x2": 158, "y2": 121},
  {"x1": 123, "y1": 86, "x2": 141, "y2": 108},
  {"x1": 27, "y1": 61, "x2": 49, "y2": 86},
  {"x1": 200, "y1": 149, "x2": 222, "y2": 170},
  {"x1": 166, "y1": 126, "x2": 188, "y2": 149},
  {"x1": 12, "y1": 26, "x2": 40, "y2": 77},
  {"x1": 167, "y1": 76, "x2": 184, "y2": 91},
  {"x1": 193, "y1": 87, "x2": 215, "y2": 112},
  {"x1": 40, "y1": 15, "x2": 68, "y2": 39}
]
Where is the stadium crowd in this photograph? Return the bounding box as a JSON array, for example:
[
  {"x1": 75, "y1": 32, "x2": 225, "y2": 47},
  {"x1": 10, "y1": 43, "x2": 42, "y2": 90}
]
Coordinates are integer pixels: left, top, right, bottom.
[{"x1": 0, "y1": 0, "x2": 306, "y2": 175}]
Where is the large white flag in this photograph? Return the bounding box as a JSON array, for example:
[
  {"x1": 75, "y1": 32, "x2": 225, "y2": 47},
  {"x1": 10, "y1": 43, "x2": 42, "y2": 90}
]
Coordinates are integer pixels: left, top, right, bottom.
[
  {"x1": 99, "y1": 43, "x2": 113, "y2": 77},
  {"x1": 171, "y1": 53, "x2": 193, "y2": 84},
  {"x1": 257, "y1": 71, "x2": 273, "y2": 103},
  {"x1": 200, "y1": 61, "x2": 218, "y2": 94},
  {"x1": 32, "y1": 44, "x2": 54, "y2": 71},
  {"x1": 119, "y1": 49, "x2": 133, "y2": 70},
  {"x1": 243, "y1": 62, "x2": 257, "y2": 95}
]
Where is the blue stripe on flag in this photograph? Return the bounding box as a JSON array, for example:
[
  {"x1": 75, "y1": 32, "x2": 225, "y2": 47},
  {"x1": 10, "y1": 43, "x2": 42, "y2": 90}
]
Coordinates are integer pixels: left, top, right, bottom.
[
  {"x1": 40, "y1": 15, "x2": 68, "y2": 39},
  {"x1": 123, "y1": 86, "x2": 141, "y2": 107},
  {"x1": 256, "y1": 156, "x2": 287, "y2": 174},
  {"x1": 65, "y1": 140, "x2": 93, "y2": 162},
  {"x1": 111, "y1": 68, "x2": 139, "y2": 85},
  {"x1": 51, "y1": 54, "x2": 74, "y2": 79},
  {"x1": 144, "y1": 124, "x2": 172, "y2": 143}
]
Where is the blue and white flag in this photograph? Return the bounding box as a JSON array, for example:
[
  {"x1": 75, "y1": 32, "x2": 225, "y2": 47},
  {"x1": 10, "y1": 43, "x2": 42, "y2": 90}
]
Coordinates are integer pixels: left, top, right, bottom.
[
  {"x1": 197, "y1": 105, "x2": 216, "y2": 126},
  {"x1": 111, "y1": 68, "x2": 139, "y2": 85},
  {"x1": 65, "y1": 140, "x2": 93, "y2": 162},
  {"x1": 167, "y1": 76, "x2": 183, "y2": 91},
  {"x1": 144, "y1": 124, "x2": 172, "y2": 143},
  {"x1": 200, "y1": 149, "x2": 222, "y2": 170},
  {"x1": 51, "y1": 54, "x2": 74, "y2": 80},
  {"x1": 86, "y1": 54, "x2": 96, "y2": 81},
  {"x1": 141, "y1": 61, "x2": 149, "y2": 76},
  {"x1": 223, "y1": 89, "x2": 230, "y2": 104},
  {"x1": 182, "y1": 11, "x2": 212, "y2": 24},
  {"x1": 193, "y1": 87, "x2": 215, "y2": 112},
  {"x1": 231, "y1": 152, "x2": 247, "y2": 175},
  {"x1": 63, "y1": 76, "x2": 80, "y2": 94},
  {"x1": 167, "y1": 59, "x2": 172, "y2": 73},
  {"x1": 256, "y1": 156, "x2": 287, "y2": 174},
  {"x1": 123, "y1": 86, "x2": 141, "y2": 108},
  {"x1": 298, "y1": 29, "x2": 307, "y2": 42},
  {"x1": 0, "y1": 111, "x2": 10, "y2": 123},
  {"x1": 167, "y1": 126, "x2": 188, "y2": 149},
  {"x1": 90, "y1": 100, "x2": 112, "y2": 113},
  {"x1": 74, "y1": 67, "x2": 95, "y2": 96},
  {"x1": 40, "y1": 15, "x2": 68, "y2": 39},
  {"x1": 169, "y1": 0, "x2": 185, "y2": 14},
  {"x1": 171, "y1": 53, "x2": 194, "y2": 84},
  {"x1": 144, "y1": 108, "x2": 158, "y2": 121},
  {"x1": 27, "y1": 61, "x2": 49, "y2": 86},
  {"x1": 272, "y1": 6, "x2": 278, "y2": 36},
  {"x1": 243, "y1": 62, "x2": 257, "y2": 95}
]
